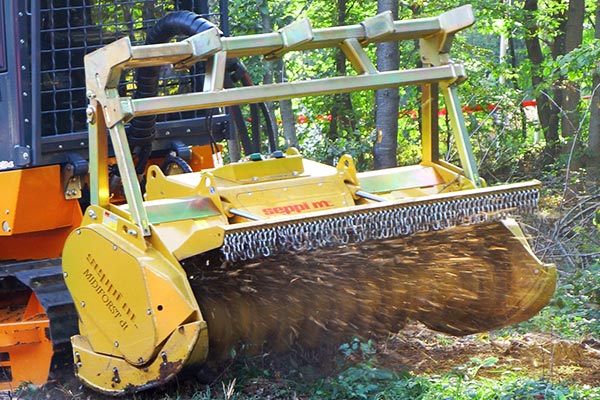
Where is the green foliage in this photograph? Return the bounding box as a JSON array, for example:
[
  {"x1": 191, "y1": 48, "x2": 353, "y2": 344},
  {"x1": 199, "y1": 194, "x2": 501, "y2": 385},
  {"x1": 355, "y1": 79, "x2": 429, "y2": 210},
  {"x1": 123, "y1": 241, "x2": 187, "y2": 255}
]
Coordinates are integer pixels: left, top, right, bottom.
[
  {"x1": 311, "y1": 363, "x2": 425, "y2": 399},
  {"x1": 498, "y1": 379, "x2": 598, "y2": 400},
  {"x1": 310, "y1": 369, "x2": 600, "y2": 400},
  {"x1": 306, "y1": 342, "x2": 599, "y2": 400},
  {"x1": 516, "y1": 263, "x2": 600, "y2": 339},
  {"x1": 224, "y1": 0, "x2": 563, "y2": 175}
]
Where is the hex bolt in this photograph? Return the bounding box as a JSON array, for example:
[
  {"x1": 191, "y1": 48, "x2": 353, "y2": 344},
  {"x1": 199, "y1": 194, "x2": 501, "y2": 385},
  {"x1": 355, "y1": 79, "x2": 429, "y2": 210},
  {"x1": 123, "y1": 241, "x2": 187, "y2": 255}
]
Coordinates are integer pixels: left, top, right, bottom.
[
  {"x1": 76, "y1": 229, "x2": 81, "y2": 235},
  {"x1": 88, "y1": 210, "x2": 97, "y2": 220},
  {"x1": 114, "y1": 341, "x2": 119, "y2": 347},
  {"x1": 80, "y1": 301, "x2": 85, "y2": 307},
  {"x1": 113, "y1": 245, "x2": 118, "y2": 251},
  {"x1": 146, "y1": 309, "x2": 152, "y2": 315},
  {"x1": 127, "y1": 229, "x2": 137, "y2": 237},
  {"x1": 86, "y1": 106, "x2": 96, "y2": 123},
  {"x1": 63, "y1": 272, "x2": 68, "y2": 278},
  {"x1": 138, "y1": 357, "x2": 144, "y2": 363}
]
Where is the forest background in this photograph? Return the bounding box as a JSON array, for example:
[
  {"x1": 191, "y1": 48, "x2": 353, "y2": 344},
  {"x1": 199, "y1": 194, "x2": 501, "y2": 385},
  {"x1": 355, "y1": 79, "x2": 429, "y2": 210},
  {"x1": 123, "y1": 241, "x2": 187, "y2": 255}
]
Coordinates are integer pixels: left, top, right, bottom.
[{"x1": 221, "y1": 0, "x2": 600, "y2": 190}]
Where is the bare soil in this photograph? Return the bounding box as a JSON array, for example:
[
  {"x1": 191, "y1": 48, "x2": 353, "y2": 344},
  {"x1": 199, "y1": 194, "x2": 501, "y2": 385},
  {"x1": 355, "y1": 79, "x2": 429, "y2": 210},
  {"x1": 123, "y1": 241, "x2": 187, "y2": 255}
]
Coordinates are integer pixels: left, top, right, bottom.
[
  {"x1": 235, "y1": 322, "x2": 600, "y2": 398},
  {"x1": 3, "y1": 321, "x2": 599, "y2": 399},
  {"x1": 377, "y1": 323, "x2": 600, "y2": 386}
]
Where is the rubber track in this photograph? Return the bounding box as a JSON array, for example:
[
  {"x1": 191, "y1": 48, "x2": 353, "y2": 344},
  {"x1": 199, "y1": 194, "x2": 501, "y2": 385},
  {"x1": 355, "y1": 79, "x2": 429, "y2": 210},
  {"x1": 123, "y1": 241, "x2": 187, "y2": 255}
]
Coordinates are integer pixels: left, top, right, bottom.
[{"x1": 0, "y1": 259, "x2": 77, "y2": 349}]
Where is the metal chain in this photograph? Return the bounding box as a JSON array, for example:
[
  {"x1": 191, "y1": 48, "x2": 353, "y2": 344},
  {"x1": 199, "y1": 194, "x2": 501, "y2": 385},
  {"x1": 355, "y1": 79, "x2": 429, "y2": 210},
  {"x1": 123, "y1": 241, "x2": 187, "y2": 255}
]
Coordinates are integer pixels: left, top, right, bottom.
[{"x1": 222, "y1": 188, "x2": 540, "y2": 262}]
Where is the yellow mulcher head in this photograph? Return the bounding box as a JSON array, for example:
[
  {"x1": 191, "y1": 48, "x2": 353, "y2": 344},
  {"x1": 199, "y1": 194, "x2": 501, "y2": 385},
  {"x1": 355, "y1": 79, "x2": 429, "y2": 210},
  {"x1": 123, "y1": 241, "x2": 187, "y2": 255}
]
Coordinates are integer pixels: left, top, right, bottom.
[{"x1": 62, "y1": 5, "x2": 556, "y2": 395}]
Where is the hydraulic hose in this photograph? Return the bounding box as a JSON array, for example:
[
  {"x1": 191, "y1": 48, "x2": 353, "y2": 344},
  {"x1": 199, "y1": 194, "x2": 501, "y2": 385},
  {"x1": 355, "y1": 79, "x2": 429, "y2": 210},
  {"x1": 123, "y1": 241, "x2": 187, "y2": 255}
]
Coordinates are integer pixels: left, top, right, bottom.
[
  {"x1": 238, "y1": 69, "x2": 277, "y2": 153},
  {"x1": 129, "y1": 11, "x2": 278, "y2": 175},
  {"x1": 129, "y1": 11, "x2": 218, "y2": 174}
]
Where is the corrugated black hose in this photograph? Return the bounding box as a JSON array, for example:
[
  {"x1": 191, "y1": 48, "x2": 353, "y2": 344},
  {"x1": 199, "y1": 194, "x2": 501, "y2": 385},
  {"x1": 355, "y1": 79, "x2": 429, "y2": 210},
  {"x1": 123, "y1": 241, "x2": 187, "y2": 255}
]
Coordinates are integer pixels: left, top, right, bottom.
[{"x1": 128, "y1": 11, "x2": 277, "y2": 177}]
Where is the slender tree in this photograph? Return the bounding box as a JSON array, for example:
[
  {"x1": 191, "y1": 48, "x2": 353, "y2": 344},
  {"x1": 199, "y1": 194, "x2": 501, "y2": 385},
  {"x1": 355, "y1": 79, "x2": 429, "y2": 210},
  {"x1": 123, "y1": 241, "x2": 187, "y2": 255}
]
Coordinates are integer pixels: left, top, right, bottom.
[
  {"x1": 256, "y1": 0, "x2": 298, "y2": 149},
  {"x1": 373, "y1": 0, "x2": 399, "y2": 169},
  {"x1": 560, "y1": 0, "x2": 584, "y2": 168},
  {"x1": 523, "y1": 0, "x2": 559, "y2": 157},
  {"x1": 588, "y1": 3, "x2": 600, "y2": 181},
  {"x1": 326, "y1": 0, "x2": 356, "y2": 164}
]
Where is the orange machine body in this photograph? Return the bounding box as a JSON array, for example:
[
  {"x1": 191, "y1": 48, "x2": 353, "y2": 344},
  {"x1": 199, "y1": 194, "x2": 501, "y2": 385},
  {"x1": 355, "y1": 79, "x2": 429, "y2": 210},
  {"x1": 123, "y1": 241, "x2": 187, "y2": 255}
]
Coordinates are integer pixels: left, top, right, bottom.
[{"x1": 0, "y1": 165, "x2": 83, "y2": 260}]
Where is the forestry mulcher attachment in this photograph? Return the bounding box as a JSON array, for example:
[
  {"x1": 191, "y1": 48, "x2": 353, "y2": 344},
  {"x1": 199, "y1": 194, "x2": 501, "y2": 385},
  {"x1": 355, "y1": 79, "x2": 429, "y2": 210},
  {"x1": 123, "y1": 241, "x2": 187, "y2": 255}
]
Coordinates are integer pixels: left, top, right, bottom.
[{"x1": 62, "y1": 5, "x2": 556, "y2": 394}]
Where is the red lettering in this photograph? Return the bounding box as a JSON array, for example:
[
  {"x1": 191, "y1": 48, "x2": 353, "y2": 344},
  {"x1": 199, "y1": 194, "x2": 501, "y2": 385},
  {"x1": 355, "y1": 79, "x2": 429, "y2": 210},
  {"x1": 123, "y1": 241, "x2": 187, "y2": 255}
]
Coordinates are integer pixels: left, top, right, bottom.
[
  {"x1": 312, "y1": 200, "x2": 334, "y2": 209},
  {"x1": 261, "y1": 200, "x2": 334, "y2": 216},
  {"x1": 263, "y1": 208, "x2": 274, "y2": 215}
]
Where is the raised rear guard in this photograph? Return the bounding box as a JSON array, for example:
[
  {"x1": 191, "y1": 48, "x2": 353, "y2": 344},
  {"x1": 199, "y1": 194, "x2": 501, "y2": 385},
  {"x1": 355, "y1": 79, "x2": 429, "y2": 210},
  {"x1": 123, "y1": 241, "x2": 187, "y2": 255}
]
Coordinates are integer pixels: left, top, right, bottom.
[{"x1": 62, "y1": 5, "x2": 556, "y2": 395}]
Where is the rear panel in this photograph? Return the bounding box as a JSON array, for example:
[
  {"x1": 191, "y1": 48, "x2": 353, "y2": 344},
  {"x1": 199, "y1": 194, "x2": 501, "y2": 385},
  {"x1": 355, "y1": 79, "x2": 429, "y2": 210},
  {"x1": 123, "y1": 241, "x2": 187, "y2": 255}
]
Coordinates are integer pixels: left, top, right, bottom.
[
  {"x1": 0, "y1": 4, "x2": 5, "y2": 73},
  {"x1": 0, "y1": 0, "x2": 230, "y2": 170}
]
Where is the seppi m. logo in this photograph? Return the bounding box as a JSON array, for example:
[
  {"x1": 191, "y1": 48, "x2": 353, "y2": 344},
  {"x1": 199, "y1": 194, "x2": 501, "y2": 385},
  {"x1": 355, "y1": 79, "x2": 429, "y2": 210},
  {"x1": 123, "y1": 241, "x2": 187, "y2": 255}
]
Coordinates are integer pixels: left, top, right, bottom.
[{"x1": 262, "y1": 200, "x2": 334, "y2": 216}]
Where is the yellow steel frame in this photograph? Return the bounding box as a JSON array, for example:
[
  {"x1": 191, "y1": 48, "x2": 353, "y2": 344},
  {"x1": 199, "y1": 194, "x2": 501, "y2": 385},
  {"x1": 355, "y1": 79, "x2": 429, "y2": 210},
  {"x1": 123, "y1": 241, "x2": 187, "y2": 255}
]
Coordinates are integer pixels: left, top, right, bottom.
[{"x1": 84, "y1": 5, "x2": 479, "y2": 237}]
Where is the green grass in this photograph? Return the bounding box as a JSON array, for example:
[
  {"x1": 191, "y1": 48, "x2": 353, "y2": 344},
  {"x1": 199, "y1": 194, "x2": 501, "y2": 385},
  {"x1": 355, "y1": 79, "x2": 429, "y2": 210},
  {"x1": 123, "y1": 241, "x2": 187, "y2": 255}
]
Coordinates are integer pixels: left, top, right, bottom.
[
  {"x1": 139, "y1": 362, "x2": 599, "y2": 400},
  {"x1": 309, "y1": 368, "x2": 600, "y2": 400}
]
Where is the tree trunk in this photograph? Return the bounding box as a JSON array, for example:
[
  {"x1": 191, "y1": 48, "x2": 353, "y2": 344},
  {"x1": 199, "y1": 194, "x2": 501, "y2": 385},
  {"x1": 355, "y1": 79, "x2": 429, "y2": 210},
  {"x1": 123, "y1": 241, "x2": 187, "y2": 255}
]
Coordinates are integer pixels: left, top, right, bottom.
[
  {"x1": 257, "y1": 1, "x2": 279, "y2": 152},
  {"x1": 508, "y1": 36, "x2": 528, "y2": 139},
  {"x1": 326, "y1": 0, "x2": 354, "y2": 162},
  {"x1": 523, "y1": 0, "x2": 558, "y2": 157},
  {"x1": 560, "y1": 0, "x2": 584, "y2": 169},
  {"x1": 227, "y1": 106, "x2": 242, "y2": 162},
  {"x1": 373, "y1": 0, "x2": 399, "y2": 169},
  {"x1": 278, "y1": 81, "x2": 299, "y2": 148},
  {"x1": 587, "y1": 4, "x2": 600, "y2": 181}
]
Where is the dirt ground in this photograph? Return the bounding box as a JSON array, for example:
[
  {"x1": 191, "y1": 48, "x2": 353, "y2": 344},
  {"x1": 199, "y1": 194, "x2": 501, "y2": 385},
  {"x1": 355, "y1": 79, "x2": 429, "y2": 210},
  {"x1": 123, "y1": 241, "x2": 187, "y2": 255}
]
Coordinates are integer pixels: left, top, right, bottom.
[
  {"x1": 377, "y1": 323, "x2": 600, "y2": 386},
  {"x1": 236, "y1": 322, "x2": 600, "y2": 398},
  {"x1": 4, "y1": 322, "x2": 599, "y2": 400}
]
